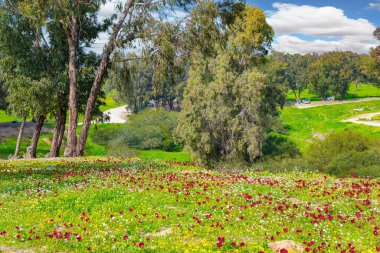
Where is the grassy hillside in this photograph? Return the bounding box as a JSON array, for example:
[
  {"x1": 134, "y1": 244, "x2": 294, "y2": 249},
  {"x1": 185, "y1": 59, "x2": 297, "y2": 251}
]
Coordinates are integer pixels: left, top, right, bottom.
[
  {"x1": 0, "y1": 158, "x2": 379, "y2": 252},
  {"x1": 281, "y1": 100, "x2": 380, "y2": 151}
]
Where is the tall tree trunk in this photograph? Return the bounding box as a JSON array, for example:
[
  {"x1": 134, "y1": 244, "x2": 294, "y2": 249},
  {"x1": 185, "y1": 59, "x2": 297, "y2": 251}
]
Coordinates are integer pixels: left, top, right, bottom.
[
  {"x1": 46, "y1": 107, "x2": 66, "y2": 158},
  {"x1": 168, "y1": 99, "x2": 174, "y2": 111},
  {"x1": 14, "y1": 116, "x2": 26, "y2": 158},
  {"x1": 76, "y1": 0, "x2": 134, "y2": 156},
  {"x1": 24, "y1": 115, "x2": 45, "y2": 159},
  {"x1": 64, "y1": 15, "x2": 79, "y2": 157}
]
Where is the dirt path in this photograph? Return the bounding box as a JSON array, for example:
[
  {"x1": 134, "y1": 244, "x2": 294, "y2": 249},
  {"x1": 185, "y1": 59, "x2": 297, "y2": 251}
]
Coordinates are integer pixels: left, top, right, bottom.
[
  {"x1": 102, "y1": 105, "x2": 130, "y2": 123},
  {"x1": 0, "y1": 122, "x2": 51, "y2": 140},
  {"x1": 342, "y1": 112, "x2": 380, "y2": 127},
  {"x1": 295, "y1": 97, "x2": 380, "y2": 109}
]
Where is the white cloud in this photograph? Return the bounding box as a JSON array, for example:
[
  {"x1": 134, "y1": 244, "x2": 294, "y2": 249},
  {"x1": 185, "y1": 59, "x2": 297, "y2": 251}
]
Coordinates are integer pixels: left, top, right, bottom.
[
  {"x1": 267, "y1": 3, "x2": 378, "y2": 54},
  {"x1": 369, "y1": 2, "x2": 380, "y2": 11},
  {"x1": 273, "y1": 35, "x2": 376, "y2": 54},
  {"x1": 98, "y1": 2, "x2": 117, "y2": 19}
]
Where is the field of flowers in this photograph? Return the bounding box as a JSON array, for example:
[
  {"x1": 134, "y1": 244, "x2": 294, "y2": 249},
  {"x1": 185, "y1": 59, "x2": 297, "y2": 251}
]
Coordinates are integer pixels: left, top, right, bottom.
[{"x1": 0, "y1": 157, "x2": 379, "y2": 252}]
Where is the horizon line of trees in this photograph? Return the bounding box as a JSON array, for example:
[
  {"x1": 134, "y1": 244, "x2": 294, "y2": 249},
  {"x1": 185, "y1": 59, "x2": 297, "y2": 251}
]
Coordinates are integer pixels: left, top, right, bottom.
[{"x1": 267, "y1": 47, "x2": 380, "y2": 102}]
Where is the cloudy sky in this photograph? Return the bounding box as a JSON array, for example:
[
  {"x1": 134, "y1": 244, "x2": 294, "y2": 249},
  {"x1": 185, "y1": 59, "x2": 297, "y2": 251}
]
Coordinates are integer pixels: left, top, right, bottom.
[
  {"x1": 250, "y1": 0, "x2": 380, "y2": 54},
  {"x1": 93, "y1": 0, "x2": 380, "y2": 54}
]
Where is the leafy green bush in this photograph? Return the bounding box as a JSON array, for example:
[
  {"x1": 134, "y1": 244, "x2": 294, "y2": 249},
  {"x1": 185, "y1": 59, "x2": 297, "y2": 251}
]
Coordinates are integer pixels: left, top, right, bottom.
[
  {"x1": 262, "y1": 133, "x2": 300, "y2": 160},
  {"x1": 92, "y1": 109, "x2": 181, "y2": 153},
  {"x1": 326, "y1": 149, "x2": 380, "y2": 177},
  {"x1": 306, "y1": 130, "x2": 372, "y2": 171}
]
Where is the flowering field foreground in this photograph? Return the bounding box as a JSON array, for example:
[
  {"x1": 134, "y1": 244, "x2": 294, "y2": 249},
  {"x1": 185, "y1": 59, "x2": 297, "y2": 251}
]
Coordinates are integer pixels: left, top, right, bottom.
[{"x1": 0, "y1": 158, "x2": 379, "y2": 252}]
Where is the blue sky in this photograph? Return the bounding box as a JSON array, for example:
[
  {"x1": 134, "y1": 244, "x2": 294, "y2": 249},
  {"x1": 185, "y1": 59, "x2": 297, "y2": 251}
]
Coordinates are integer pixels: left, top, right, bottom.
[
  {"x1": 247, "y1": 0, "x2": 380, "y2": 54},
  {"x1": 249, "y1": 0, "x2": 380, "y2": 26},
  {"x1": 94, "y1": 0, "x2": 380, "y2": 54}
]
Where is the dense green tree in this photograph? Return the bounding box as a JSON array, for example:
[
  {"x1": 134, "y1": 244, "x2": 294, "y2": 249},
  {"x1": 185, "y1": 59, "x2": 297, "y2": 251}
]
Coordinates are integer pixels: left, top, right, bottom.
[
  {"x1": 0, "y1": 79, "x2": 7, "y2": 110},
  {"x1": 0, "y1": 2, "x2": 106, "y2": 158},
  {"x1": 176, "y1": 4, "x2": 284, "y2": 166},
  {"x1": 110, "y1": 20, "x2": 188, "y2": 112},
  {"x1": 110, "y1": 52, "x2": 153, "y2": 113},
  {"x1": 0, "y1": 6, "x2": 52, "y2": 158},
  {"x1": 309, "y1": 51, "x2": 361, "y2": 100},
  {"x1": 362, "y1": 29, "x2": 380, "y2": 86},
  {"x1": 267, "y1": 52, "x2": 316, "y2": 100}
]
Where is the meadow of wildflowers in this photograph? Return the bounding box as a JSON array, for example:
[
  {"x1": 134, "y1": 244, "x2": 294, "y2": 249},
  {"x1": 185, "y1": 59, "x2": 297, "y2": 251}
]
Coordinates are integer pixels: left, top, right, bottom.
[{"x1": 0, "y1": 158, "x2": 379, "y2": 252}]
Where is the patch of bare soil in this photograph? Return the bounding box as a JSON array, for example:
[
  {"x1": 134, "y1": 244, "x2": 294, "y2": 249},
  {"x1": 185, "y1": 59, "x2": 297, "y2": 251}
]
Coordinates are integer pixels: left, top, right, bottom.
[
  {"x1": 0, "y1": 122, "x2": 51, "y2": 140},
  {"x1": 0, "y1": 245, "x2": 35, "y2": 253}
]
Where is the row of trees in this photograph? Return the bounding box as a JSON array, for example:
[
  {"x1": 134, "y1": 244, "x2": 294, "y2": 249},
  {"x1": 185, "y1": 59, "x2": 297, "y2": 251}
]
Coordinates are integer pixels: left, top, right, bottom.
[
  {"x1": 267, "y1": 42, "x2": 380, "y2": 101},
  {"x1": 0, "y1": 2, "x2": 107, "y2": 158},
  {"x1": 0, "y1": 0, "x2": 196, "y2": 158}
]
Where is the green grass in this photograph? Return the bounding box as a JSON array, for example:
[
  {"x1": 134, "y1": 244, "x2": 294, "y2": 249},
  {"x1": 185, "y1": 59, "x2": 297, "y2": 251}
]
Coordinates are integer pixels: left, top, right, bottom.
[
  {"x1": 280, "y1": 100, "x2": 380, "y2": 151},
  {"x1": 99, "y1": 90, "x2": 123, "y2": 112},
  {"x1": 0, "y1": 135, "x2": 52, "y2": 159},
  {"x1": 0, "y1": 158, "x2": 379, "y2": 252},
  {"x1": 286, "y1": 83, "x2": 380, "y2": 101},
  {"x1": 0, "y1": 110, "x2": 18, "y2": 123},
  {"x1": 138, "y1": 149, "x2": 191, "y2": 162}
]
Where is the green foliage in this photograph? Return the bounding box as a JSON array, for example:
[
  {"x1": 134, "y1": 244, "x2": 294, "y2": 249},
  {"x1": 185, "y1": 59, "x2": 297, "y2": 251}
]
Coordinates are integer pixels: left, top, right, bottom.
[
  {"x1": 362, "y1": 46, "x2": 380, "y2": 86},
  {"x1": 262, "y1": 133, "x2": 300, "y2": 160},
  {"x1": 280, "y1": 100, "x2": 380, "y2": 152},
  {"x1": 177, "y1": 5, "x2": 283, "y2": 166},
  {"x1": 110, "y1": 53, "x2": 152, "y2": 112},
  {"x1": 309, "y1": 51, "x2": 363, "y2": 100},
  {"x1": 306, "y1": 130, "x2": 371, "y2": 171},
  {"x1": 92, "y1": 109, "x2": 181, "y2": 152},
  {"x1": 260, "y1": 130, "x2": 380, "y2": 178},
  {"x1": 285, "y1": 83, "x2": 380, "y2": 101},
  {"x1": 267, "y1": 52, "x2": 316, "y2": 100},
  {"x1": 326, "y1": 149, "x2": 380, "y2": 177}
]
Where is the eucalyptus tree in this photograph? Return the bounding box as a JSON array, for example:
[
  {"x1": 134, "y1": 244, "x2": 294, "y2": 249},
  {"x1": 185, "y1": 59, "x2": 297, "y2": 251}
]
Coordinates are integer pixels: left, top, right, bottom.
[
  {"x1": 0, "y1": 1, "x2": 106, "y2": 158},
  {"x1": 109, "y1": 19, "x2": 189, "y2": 111},
  {"x1": 110, "y1": 52, "x2": 153, "y2": 112},
  {"x1": 309, "y1": 51, "x2": 362, "y2": 100},
  {"x1": 13, "y1": 0, "x2": 194, "y2": 156},
  {"x1": 176, "y1": 3, "x2": 284, "y2": 166},
  {"x1": 0, "y1": 5, "x2": 51, "y2": 158}
]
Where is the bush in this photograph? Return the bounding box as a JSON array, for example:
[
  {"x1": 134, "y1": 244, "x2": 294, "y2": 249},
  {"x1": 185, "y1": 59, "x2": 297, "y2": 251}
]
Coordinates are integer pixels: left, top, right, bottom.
[
  {"x1": 306, "y1": 130, "x2": 372, "y2": 171},
  {"x1": 92, "y1": 109, "x2": 181, "y2": 152},
  {"x1": 326, "y1": 149, "x2": 380, "y2": 177},
  {"x1": 262, "y1": 133, "x2": 300, "y2": 160}
]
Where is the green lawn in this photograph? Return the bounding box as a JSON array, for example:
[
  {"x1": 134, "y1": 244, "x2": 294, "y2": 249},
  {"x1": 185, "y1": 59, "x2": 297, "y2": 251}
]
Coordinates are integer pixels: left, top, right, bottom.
[
  {"x1": 280, "y1": 100, "x2": 380, "y2": 151},
  {"x1": 286, "y1": 83, "x2": 380, "y2": 101},
  {"x1": 0, "y1": 158, "x2": 379, "y2": 252}
]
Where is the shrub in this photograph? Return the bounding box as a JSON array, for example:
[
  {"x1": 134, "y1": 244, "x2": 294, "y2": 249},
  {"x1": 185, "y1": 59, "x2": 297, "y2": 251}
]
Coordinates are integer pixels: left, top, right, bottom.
[
  {"x1": 262, "y1": 133, "x2": 300, "y2": 160},
  {"x1": 92, "y1": 109, "x2": 181, "y2": 152},
  {"x1": 326, "y1": 149, "x2": 380, "y2": 178},
  {"x1": 306, "y1": 130, "x2": 371, "y2": 171}
]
